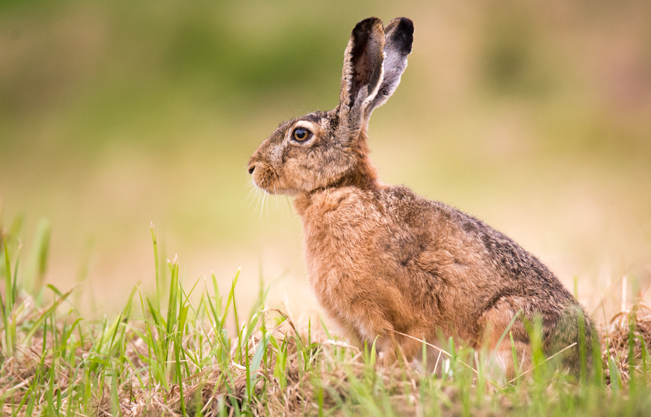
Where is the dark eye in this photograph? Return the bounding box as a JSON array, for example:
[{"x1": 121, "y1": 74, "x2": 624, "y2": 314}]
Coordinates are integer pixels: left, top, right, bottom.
[{"x1": 292, "y1": 128, "x2": 311, "y2": 142}]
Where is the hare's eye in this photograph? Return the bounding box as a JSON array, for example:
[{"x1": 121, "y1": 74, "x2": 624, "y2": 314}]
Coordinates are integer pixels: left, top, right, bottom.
[{"x1": 292, "y1": 128, "x2": 311, "y2": 142}]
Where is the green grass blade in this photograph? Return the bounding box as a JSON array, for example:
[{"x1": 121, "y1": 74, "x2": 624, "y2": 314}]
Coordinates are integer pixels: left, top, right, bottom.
[
  {"x1": 22, "y1": 286, "x2": 75, "y2": 346},
  {"x1": 3, "y1": 236, "x2": 13, "y2": 313},
  {"x1": 226, "y1": 269, "x2": 241, "y2": 360},
  {"x1": 211, "y1": 272, "x2": 222, "y2": 318},
  {"x1": 11, "y1": 243, "x2": 21, "y2": 312},
  {"x1": 27, "y1": 218, "x2": 51, "y2": 295},
  {"x1": 166, "y1": 256, "x2": 179, "y2": 336},
  {"x1": 248, "y1": 333, "x2": 271, "y2": 394},
  {"x1": 151, "y1": 223, "x2": 161, "y2": 311},
  {"x1": 2, "y1": 235, "x2": 13, "y2": 356},
  {"x1": 494, "y1": 309, "x2": 522, "y2": 358}
]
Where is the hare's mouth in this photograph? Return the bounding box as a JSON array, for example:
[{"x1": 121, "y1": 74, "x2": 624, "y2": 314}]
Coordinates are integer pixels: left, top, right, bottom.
[
  {"x1": 251, "y1": 164, "x2": 284, "y2": 194},
  {"x1": 250, "y1": 161, "x2": 308, "y2": 195}
]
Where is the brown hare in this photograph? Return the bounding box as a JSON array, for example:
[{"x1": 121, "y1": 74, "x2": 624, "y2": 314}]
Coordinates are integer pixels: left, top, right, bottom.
[{"x1": 248, "y1": 17, "x2": 596, "y2": 377}]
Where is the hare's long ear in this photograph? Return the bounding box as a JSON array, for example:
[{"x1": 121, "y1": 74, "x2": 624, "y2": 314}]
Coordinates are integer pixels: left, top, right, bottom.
[
  {"x1": 370, "y1": 18, "x2": 414, "y2": 112},
  {"x1": 337, "y1": 17, "x2": 386, "y2": 136}
]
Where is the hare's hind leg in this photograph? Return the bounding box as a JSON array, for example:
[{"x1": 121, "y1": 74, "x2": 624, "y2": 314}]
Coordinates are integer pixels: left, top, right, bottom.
[
  {"x1": 492, "y1": 338, "x2": 530, "y2": 380},
  {"x1": 478, "y1": 299, "x2": 531, "y2": 380},
  {"x1": 548, "y1": 305, "x2": 597, "y2": 377}
]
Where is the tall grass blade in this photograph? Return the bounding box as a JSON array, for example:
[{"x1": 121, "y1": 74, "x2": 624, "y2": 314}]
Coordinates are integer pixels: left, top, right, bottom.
[
  {"x1": 577, "y1": 306, "x2": 587, "y2": 382},
  {"x1": 248, "y1": 333, "x2": 271, "y2": 397},
  {"x1": 3, "y1": 236, "x2": 12, "y2": 310},
  {"x1": 166, "y1": 256, "x2": 179, "y2": 337},
  {"x1": 23, "y1": 286, "x2": 75, "y2": 346},
  {"x1": 151, "y1": 223, "x2": 161, "y2": 311},
  {"x1": 26, "y1": 218, "x2": 50, "y2": 295},
  {"x1": 628, "y1": 309, "x2": 637, "y2": 390},
  {"x1": 591, "y1": 329, "x2": 603, "y2": 386},
  {"x1": 609, "y1": 355, "x2": 622, "y2": 392},
  {"x1": 2, "y1": 235, "x2": 13, "y2": 356},
  {"x1": 73, "y1": 237, "x2": 94, "y2": 307}
]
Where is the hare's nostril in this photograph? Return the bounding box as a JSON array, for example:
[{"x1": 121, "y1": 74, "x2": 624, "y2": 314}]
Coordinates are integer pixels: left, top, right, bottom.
[{"x1": 248, "y1": 165, "x2": 255, "y2": 175}]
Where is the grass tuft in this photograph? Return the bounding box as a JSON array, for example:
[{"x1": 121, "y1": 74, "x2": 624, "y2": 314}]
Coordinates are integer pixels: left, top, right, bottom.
[{"x1": 0, "y1": 221, "x2": 650, "y2": 415}]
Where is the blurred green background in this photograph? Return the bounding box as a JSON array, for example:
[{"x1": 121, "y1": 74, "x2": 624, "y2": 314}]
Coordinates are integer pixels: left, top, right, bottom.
[{"x1": 1, "y1": 0, "x2": 650, "y2": 320}]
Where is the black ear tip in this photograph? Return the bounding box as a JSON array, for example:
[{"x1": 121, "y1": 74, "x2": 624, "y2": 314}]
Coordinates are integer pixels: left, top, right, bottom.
[
  {"x1": 396, "y1": 17, "x2": 414, "y2": 33},
  {"x1": 388, "y1": 17, "x2": 414, "y2": 53}
]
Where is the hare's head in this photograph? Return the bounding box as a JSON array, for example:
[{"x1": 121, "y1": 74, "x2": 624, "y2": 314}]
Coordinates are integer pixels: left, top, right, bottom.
[{"x1": 248, "y1": 17, "x2": 413, "y2": 195}]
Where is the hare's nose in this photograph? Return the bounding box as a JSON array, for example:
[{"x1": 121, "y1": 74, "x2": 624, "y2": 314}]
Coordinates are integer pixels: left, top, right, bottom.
[{"x1": 248, "y1": 164, "x2": 256, "y2": 175}]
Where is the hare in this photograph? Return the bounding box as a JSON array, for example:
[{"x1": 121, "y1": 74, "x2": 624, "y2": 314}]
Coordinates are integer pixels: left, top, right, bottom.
[{"x1": 248, "y1": 17, "x2": 596, "y2": 377}]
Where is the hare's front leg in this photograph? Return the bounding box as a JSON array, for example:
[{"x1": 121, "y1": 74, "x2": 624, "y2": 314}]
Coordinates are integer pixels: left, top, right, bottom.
[
  {"x1": 344, "y1": 304, "x2": 429, "y2": 367},
  {"x1": 340, "y1": 299, "x2": 398, "y2": 364}
]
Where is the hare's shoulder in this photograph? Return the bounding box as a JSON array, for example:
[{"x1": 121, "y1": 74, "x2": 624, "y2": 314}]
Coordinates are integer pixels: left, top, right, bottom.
[
  {"x1": 297, "y1": 184, "x2": 467, "y2": 230},
  {"x1": 372, "y1": 185, "x2": 470, "y2": 231}
]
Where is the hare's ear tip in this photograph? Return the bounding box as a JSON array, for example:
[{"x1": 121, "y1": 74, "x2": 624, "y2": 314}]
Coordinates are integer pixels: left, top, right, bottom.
[
  {"x1": 387, "y1": 17, "x2": 414, "y2": 52},
  {"x1": 353, "y1": 17, "x2": 384, "y2": 31},
  {"x1": 392, "y1": 17, "x2": 413, "y2": 26},
  {"x1": 358, "y1": 16, "x2": 383, "y2": 24},
  {"x1": 398, "y1": 17, "x2": 414, "y2": 32}
]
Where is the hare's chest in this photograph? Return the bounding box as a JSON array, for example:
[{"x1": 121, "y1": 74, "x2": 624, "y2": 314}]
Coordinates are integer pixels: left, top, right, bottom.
[{"x1": 298, "y1": 190, "x2": 386, "y2": 284}]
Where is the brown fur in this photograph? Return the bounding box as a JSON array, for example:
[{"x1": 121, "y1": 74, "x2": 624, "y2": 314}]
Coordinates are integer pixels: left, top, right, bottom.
[{"x1": 248, "y1": 17, "x2": 596, "y2": 378}]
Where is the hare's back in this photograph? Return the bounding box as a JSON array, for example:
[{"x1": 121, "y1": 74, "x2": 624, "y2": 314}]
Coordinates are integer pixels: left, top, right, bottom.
[{"x1": 374, "y1": 186, "x2": 576, "y2": 311}]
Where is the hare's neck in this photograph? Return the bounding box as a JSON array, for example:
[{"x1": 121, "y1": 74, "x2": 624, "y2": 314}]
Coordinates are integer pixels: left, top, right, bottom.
[
  {"x1": 347, "y1": 129, "x2": 381, "y2": 190},
  {"x1": 294, "y1": 174, "x2": 382, "y2": 217},
  {"x1": 292, "y1": 188, "x2": 344, "y2": 217},
  {"x1": 346, "y1": 152, "x2": 381, "y2": 190},
  {"x1": 328, "y1": 131, "x2": 383, "y2": 191}
]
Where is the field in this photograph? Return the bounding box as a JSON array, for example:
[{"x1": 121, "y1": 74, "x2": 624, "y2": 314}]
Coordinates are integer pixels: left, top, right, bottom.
[
  {"x1": 1, "y1": 226, "x2": 651, "y2": 416},
  {"x1": 1, "y1": 0, "x2": 651, "y2": 415}
]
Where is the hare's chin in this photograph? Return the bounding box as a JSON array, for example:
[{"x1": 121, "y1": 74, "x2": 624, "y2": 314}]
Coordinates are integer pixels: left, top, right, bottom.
[
  {"x1": 254, "y1": 182, "x2": 297, "y2": 196},
  {"x1": 267, "y1": 187, "x2": 299, "y2": 196}
]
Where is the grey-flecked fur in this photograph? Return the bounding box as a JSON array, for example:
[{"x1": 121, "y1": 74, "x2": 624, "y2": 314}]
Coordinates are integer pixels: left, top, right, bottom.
[{"x1": 248, "y1": 17, "x2": 597, "y2": 378}]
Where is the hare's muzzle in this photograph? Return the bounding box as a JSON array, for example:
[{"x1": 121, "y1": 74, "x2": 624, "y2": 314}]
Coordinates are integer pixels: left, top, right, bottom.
[{"x1": 247, "y1": 158, "x2": 270, "y2": 191}]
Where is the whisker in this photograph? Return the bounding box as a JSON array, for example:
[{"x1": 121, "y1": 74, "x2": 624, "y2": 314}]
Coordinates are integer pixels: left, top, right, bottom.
[
  {"x1": 254, "y1": 185, "x2": 262, "y2": 214},
  {"x1": 266, "y1": 187, "x2": 270, "y2": 222},
  {"x1": 244, "y1": 181, "x2": 259, "y2": 206},
  {"x1": 259, "y1": 188, "x2": 266, "y2": 220},
  {"x1": 265, "y1": 190, "x2": 271, "y2": 222},
  {"x1": 284, "y1": 103, "x2": 296, "y2": 118},
  {"x1": 274, "y1": 185, "x2": 283, "y2": 226},
  {"x1": 285, "y1": 196, "x2": 293, "y2": 217},
  {"x1": 246, "y1": 187, "x2": 258, "y2": 209}
]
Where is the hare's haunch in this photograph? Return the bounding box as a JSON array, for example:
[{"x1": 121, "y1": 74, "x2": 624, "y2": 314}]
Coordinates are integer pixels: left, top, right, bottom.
[{"x1": 248, "y1": 17, "x2": 596, "y2": 377}]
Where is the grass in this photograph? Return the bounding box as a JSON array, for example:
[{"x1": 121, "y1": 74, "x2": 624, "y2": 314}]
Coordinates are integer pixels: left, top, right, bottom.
[{"x1": 1, "y1": 220, "x2": 651, "y2": 416}]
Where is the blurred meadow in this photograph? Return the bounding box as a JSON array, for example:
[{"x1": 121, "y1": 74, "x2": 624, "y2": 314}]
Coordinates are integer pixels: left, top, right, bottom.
[{"x1": 1, "y1": 0, "x2": 650, "y2": 321}]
